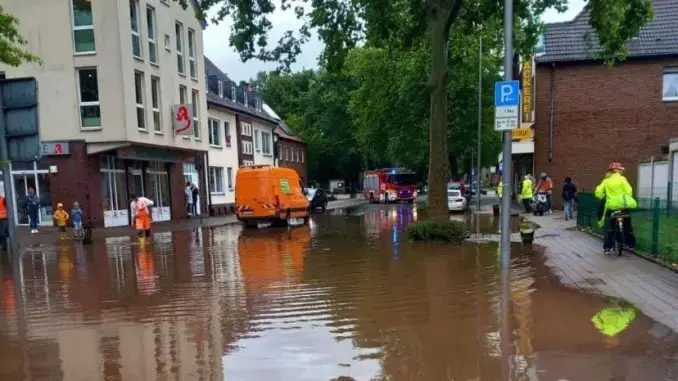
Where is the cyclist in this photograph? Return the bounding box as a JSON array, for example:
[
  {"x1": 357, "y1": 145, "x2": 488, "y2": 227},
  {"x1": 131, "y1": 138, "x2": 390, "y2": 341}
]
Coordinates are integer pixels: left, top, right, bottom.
[{"x1": 594, "y1": 162, "x2": 637, "y2": 254}]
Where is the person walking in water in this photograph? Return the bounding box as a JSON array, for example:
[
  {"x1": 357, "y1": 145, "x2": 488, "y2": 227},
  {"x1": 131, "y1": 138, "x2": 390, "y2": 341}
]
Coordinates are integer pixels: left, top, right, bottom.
[
  {"x1": 71, "y1": 202, "x2": 84, "y2": 240},
  {"x1": 135, "y1": 199, "x2": 152, "y2": 239},
  {"x1": 26, "y1": 187, "x2": 40, "y2": 233},
  {"x1": 562, "y1": 177, "x2": 578, "y2": 221},
  {"x1": 520, "y1": 174, "x2": 534, "y2": 213},
  {"x1": 53, "y1": 203, "x2": 70, "y2": 240}
]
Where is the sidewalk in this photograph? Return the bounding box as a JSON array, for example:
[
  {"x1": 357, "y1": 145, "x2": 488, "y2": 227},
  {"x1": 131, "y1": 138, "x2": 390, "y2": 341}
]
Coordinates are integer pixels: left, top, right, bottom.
[
  {"x1": 17, "y1": 198, "x2": 367, "y2": 246},
  {"x1": 531, "y1": 211, "x2": 678, "y2": 333}
]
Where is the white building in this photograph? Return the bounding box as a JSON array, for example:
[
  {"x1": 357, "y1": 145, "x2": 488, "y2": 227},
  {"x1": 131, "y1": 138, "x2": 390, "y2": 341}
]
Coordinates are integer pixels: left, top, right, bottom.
[
  {"x1": 0, "y1": 0, "x2": 209, "y2": 227},
  {"x1": 203, "y1": 58, "x2": 278, "y2": 213}
]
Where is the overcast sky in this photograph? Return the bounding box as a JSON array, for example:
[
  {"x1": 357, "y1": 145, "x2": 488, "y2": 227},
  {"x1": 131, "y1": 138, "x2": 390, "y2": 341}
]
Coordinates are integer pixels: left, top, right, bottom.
[{"x1": 203, "y1": 0, "x2": 586, "y2": 82}]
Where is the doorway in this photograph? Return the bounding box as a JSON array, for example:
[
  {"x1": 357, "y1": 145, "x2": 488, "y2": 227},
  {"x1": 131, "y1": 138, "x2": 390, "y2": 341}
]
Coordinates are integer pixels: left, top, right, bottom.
[{"x1": 11, "y1": 162, "x2": 51, "y2": 226}]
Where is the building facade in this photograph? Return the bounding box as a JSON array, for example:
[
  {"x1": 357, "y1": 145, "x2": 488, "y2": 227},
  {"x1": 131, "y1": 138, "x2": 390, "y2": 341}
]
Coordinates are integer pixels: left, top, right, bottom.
[
  {"x1": 275, "y1": 124, "x2": 308, "y2": 186},
  {"x1": 533, "y1": 0, "x2": 678, "y2": 209},
  {"x1": 204, "y1": 58, "x2": 278, "y2": 214},
  {"x1": 0, "y1": 0, "x2": 209, "y2": 227}
]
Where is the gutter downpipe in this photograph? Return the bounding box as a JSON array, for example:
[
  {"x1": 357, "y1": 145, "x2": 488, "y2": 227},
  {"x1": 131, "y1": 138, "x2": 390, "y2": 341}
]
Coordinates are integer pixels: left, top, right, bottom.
[{"x1": 548, "y1": 63, "x2": 555, "y2": 162}]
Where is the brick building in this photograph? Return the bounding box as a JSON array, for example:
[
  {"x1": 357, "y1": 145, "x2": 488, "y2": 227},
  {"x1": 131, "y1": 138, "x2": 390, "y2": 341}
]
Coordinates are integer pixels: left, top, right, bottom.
[
  {"x1": 274, "y1": 122, "x2": 307, "y2": 185},
  {"x1": 533, "y1": 0, "x2": 678, "y2": 209}
]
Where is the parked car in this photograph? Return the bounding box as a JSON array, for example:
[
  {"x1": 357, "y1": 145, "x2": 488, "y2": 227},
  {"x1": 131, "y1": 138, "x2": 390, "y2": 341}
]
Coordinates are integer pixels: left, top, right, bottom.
[
  {"x1": 305, "y1": 188, "x2": 329, "y2": 212},
  {"x1": 447, "y1": 184, "x2": 468, "y2": 212},
  {"x1": 448, "y1": 181, "x2": 467, "y2": 199}
]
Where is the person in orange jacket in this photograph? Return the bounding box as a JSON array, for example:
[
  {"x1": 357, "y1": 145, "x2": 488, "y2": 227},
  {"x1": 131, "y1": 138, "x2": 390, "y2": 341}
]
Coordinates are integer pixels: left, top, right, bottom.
[{"x1": 135, "y1": 199, "x2": 152, "y2": 239}]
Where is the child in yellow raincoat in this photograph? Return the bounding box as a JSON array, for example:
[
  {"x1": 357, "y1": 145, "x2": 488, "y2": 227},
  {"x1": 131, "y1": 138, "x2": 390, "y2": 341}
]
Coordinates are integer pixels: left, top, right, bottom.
[
  {"x1": 53, "y1": 203, "x2": 70, "y2": 240},
  {"x1": 135, "y1": 199, "x2": 152, "y2": 239}
]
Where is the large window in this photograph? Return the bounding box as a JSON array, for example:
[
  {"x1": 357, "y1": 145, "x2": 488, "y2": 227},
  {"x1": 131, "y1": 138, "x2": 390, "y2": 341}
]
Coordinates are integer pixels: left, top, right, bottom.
[
  {"x1": 77, "y1": 68, "x2": 101, "y2": 128},
  {"x1": 134, "y1": 71, "x2": 146, "y2": 130},
  {"x1": 149, "y1": 162, "x2": 170, "y2": 211},
  {"x1": 188, "y1": 28, "x2": 197, "y2": 79},
  {"x1": 224, "y1": 121, "x2": 232, "y2": 147},
  {"x1": 71, "y1": 0, "x2": 95, "y2": 53},
  {"x1": 175, "y1": 22, "x2": 185, "y2": 74},
  {"x1": 146, "y1": 6, "x2": 157, "y2": 64},
  {"x1": 130, "y1": 0, "x2": 142, "y2": 58},
  {"x1": 208, "y1": 118, "x2": 221, "y2": 147},
  {"x1": 100, "y1": 156, "x2": 127, "y2": 226},
  {"x1": 209, "y1": 167, "x2": 224, "y2": 194},
  {"x1": 261, "y1": 131, "x2": 272, "y2": 155},
  {"x1": 663, "y1": 69, "x2": 678, "y2": 101},
  {"x1": 227, "y1": 167, "x2": 233, "y2": 190},
  {"x1": 151, "y1": 76, "x2": 161, "y2": 133},
  {"x1": 240, "y1": 122, "x2": 252, "y2": 136},
  {"x1": 191, "y1": 90, "x2": 200, "y2": 139},
  {"x1": 242, "y1": 141, "x2": 253, "y2": 155}
]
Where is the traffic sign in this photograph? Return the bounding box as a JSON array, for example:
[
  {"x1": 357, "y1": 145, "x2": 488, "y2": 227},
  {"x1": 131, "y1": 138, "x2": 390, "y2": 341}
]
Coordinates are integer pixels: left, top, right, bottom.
[{"x1": 494, "y1": 80, "x2": 520, "y2": 131}]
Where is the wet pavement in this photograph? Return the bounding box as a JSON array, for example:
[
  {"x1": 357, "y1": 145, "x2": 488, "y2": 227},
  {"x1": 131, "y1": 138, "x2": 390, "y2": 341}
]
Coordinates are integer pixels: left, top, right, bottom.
[{"x1": 1, "y1": 203, "x2": 678, "y2": 381}]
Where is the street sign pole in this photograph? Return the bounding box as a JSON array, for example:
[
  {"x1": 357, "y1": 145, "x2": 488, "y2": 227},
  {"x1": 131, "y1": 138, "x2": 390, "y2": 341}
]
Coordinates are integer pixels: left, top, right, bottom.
[
  {"x1": 0, "y1": 95, "x2": 19, "y2": 255},
  {"x1": 500, "y1": 0, "x2": 514, "y2": 268},
  {"x1": 476, "y1": 36, "x2": 483, "y2": 211}
]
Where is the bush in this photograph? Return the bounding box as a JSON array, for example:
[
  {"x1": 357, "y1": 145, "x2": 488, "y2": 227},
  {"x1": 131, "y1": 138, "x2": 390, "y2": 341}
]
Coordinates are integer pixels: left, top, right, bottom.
[{"x1": 406, "y1": 219, "x2": 469, "y2": 243}]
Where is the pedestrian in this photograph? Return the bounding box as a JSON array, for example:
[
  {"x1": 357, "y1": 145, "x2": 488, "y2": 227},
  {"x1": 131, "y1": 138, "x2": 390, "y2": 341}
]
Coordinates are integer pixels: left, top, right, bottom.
[
  {"x1": 562, "y1": 177, "x2": 578, "y2": 221},
  {"x1": 191, "y1": 183, "x2": 199, "y2": 215},
  {"x1": 71, "y1": 202, "x2": 84, "y2": 240},
  {"x1": 520, "y1": 174, "x2": 533, "y2": 213},
  {"x1": 0, "y1": 194, "x2": 8, "y2": 251},
  {"x1": 185, "y1": 182, "x2": 193, "y2": 215},
  {"x1": 135, "y1": 199, "x2": 152, "y2": 239},
  {"x1": 26, "y1": 187, "x2": 40, "y2": 233},
  {"x1": 535, "y1": 172, "x2": 554, "y2": 214},
  {"x1": 130, "y1": 194, "x2": 154, "y2": 228},
  {"x1": 53, "y1": 203, "x2": 70, "y2": 240}
]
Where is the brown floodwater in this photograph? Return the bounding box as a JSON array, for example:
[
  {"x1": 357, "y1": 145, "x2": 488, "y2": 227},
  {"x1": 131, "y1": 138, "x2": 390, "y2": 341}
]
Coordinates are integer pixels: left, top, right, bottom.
[{"x1": 0, "y1": 203, "x2": 677, "y2": 381}]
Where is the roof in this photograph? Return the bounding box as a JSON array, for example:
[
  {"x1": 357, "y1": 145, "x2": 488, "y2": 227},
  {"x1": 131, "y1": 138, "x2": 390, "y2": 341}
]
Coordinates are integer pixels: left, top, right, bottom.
[
  {"x1": 537, "y1": 0, "x2": 678, "y2": 63},
  {"x1": 274, "y1": 124, "x2": 304, "y2": 143}
]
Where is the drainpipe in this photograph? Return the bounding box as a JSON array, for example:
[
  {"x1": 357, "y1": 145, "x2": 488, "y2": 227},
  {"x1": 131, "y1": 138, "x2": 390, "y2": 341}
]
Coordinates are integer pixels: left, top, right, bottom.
[
  {"x1": 204, "y1": 151, "x2": 213, "y2": 216},
  {"x1": 548, "y1": 63, "x2": 556, "y2": 162}
]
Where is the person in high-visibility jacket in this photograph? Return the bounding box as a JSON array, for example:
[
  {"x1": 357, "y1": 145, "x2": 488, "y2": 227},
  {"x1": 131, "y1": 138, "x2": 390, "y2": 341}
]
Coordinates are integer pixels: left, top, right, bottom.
[
  {"x1": 520, "y1": 174, "x2": 533, "y2": 213},
  {"x1": 0, "y1": 195, "x2": 8, "y2": 251},
  {"x1": 595, "y1": 162, "x2": 637, "y2": 253},
  {"x1": 135, "y1": 199, "x2": 152, "y2": 239},
  {"x1": 497, "y1": 178, "x2": 503, "y2": 198}
]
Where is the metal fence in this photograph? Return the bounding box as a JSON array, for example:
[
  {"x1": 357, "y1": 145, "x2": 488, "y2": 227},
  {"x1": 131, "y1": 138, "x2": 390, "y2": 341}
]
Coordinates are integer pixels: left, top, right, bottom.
[{"x1": 576, "y1": 193, "x2": 678, "y2": 266}]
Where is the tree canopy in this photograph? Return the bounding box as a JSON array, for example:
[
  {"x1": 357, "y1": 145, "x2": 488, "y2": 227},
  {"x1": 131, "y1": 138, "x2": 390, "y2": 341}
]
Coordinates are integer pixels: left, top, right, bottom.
[{"x1": 0, "y1": 8, "x2": 40, "y2": 66}]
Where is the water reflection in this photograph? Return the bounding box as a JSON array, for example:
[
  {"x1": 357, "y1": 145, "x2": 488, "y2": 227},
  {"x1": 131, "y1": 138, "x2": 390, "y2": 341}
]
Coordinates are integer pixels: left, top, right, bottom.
[{"x1": 0, "y1": 204, "x2": 676, "y2": 381}]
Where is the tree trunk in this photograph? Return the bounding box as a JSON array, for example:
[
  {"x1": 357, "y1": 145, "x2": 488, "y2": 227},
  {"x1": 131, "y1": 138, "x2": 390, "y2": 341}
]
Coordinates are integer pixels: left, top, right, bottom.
[{"x1": 426, "y1": 16, "x2": 452, "y2": 220}]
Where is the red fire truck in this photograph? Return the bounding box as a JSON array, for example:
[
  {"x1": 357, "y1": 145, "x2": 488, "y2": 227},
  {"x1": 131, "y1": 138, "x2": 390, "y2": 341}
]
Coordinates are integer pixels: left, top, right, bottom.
[{"x1": 363, "y1": 168, "x2": 418, "y2": 204}]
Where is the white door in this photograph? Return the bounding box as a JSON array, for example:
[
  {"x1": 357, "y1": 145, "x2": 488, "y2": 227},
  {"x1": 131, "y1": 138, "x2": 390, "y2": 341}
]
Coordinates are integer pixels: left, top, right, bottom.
[{"x1": 183, "y1": 163, "x2": 201, "y2": 215}]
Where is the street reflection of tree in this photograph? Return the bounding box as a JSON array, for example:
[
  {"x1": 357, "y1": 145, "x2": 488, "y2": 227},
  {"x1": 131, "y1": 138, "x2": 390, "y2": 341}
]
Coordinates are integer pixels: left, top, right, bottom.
[{"x1": 302, "y1": 239, "x2": 504, "y2": 381}]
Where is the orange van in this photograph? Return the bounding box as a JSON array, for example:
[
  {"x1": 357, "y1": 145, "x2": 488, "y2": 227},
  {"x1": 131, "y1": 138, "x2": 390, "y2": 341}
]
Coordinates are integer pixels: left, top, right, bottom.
[{"x1": 235, "y1": 165, "x2": 310, "y2": 227}]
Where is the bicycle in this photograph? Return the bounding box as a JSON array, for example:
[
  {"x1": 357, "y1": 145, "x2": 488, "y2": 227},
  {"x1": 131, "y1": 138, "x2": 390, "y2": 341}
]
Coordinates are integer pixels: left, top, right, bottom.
[{"x1": 608, "y1": 210, "x2": 630, "y2": 256}]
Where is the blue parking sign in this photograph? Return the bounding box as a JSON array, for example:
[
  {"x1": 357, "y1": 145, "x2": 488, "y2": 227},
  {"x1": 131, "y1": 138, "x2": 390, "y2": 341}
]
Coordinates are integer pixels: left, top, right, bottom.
[{"x1": 494, "y1": 81, "x2": 520, "y2": 107}]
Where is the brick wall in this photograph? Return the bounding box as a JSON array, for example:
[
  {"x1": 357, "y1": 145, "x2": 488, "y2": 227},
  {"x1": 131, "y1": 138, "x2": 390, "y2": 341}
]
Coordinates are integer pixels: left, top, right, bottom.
[
  {"x1": 169, "y1": 162, "x2": 188, "y2": 220},
  {"x1": 278, "y1": 139, "x2": 308, "y2": 185},
  {"x1": 236, "y1": 114, "x2": 254, "y2": 165},
  {"x1": 46, "y1": 141, "x2": 104, "y2": 226},
  {"x1": 534, "y1": 57, "x2": 678, "y2": 209}
]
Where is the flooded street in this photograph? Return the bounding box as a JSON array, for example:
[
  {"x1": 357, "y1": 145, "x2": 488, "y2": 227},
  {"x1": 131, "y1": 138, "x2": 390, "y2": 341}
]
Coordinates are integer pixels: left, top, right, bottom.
[{"x1": 1, "y1": 203, "x2": 677, "y2": 381}]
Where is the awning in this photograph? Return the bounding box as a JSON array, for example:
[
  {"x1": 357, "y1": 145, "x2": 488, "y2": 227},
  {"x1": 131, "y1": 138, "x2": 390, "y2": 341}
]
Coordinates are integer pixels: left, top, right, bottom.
[
  {"x1": 497, "y1": 140, "x2": 535, "y2": 162},
  {"x1": 86, "y1": 142, "x2": 130, "y2": 155}
]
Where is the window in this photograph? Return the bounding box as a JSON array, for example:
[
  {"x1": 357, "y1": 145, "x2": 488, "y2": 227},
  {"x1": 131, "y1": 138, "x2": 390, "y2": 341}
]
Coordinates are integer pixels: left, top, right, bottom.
[
  {"x1": 255, "y1": 97, "x2": 262, "y2": 111},
  {"x1": 175, "y1": 22, "x2": 185, "y2": 74},
  {"x1": 254, "y1": 130, "x2": 261, "y2": 151},
  {"x1": 71, "y1": 0, "x2": 95, "y2": 53},
  {"x1": 134, "y1": 71, "x2": 146, "y2": 130},
  {"x1": 242, "y1": 141, "x2": 253, "y2": 155},
  {"x1": 301, "y1": 150, "x2": 305, "y2": 163},
  {"x1": 242, "y1": 160, "x2": 254, "y2": 167},
  {"x1": 130, "y1": 0, "x2": 142, "y2": 58},
  {"x1": 179, "y1": 85, "x2": 188, "y2": 105},
  {"x1": 191, "y1": 90, "x2": 200, "y2": 139},
  {"x1": 663, "y1": 69, "x2": 678, "y2": 101},
  {"x1": 188, "y1": 28, "x2": 197, "y2": 79},
  {"x1": 244, "y1": 92, "x2": 248, "y2": 107},
  {"x1": 224, "y1": 121, "x2": 232, "y2": 147},
  {"x1": 261, "y1": 131, "x2": 272, "y2": 155},
  {"x1": 146, "y1": 6, "x2": 157, "y2": 64},
  {"x1": 208, "y1": 118, "x2": 221, "y2": 147},
  {"x1": 295, "y1": 149, "x2": 300, "y2": 162},
  {"x1": 151, "y1": 76, "x2": 161, "y2": 133},
  {"x1": 209, "y1": 167, "x2": 224, "y2": 194},
  {"x1": 218, "y1": 81, "x2": 223, "y2": 98},
  {"x1": 231, "y1": 86, "x2": 236, "y2": 102},
  {"x1": 227, "y1": 167, "x2": 233, "y2": 190},
  {"x1": 164, "y1": 34, "x2": 171, "y2": 51},
  {"x1": 77, "y1": 68, "x2": 101, "y2": 128},
  {"x1": 240, "y1": 122, "x2": 252, "y2": 136}
]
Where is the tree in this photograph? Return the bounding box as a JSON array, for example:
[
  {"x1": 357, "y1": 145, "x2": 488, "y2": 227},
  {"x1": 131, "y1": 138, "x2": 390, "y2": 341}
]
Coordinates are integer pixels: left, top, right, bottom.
[
  {"x1": 182, "y1": 0, "x2": 653, "y2": 219},
  {"x1": 0, "y1": 9, "x2": 40, "y2": 66}
]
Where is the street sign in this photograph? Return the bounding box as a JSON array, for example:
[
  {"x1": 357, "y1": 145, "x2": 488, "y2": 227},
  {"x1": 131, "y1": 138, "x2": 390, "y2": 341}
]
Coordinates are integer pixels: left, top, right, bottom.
[
  {"x1": 172, "y1": 104, "x2": 194, "y2": 136},
  {"x1": 494, "y1": 80, "x2": 520, "y2": 131},
  {"x1": 0, "y1": 78, "x2": 40, "y2": 161},
  {"x1": 40, "y1": 141, "x2": 70, "y2": 156}
]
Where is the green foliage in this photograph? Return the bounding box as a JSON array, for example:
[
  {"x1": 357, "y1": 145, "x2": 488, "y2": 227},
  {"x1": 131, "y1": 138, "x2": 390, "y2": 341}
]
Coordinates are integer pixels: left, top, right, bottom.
[
  {"x1": 406, "y1": 219, "x2": 469, "y2": 243},
  {"x1": 0, "y1": 9, "x2": 41, "y2": 66}
]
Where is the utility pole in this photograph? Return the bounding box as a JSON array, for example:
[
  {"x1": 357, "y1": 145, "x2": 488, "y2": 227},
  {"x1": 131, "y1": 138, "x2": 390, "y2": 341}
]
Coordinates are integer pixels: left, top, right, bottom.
[
  {"x1": 500, "y1": 0, "x2": 514, "y2": 268},
  {"x1": 477, "y1": 36, "x2": 483, "y2": 211}
]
